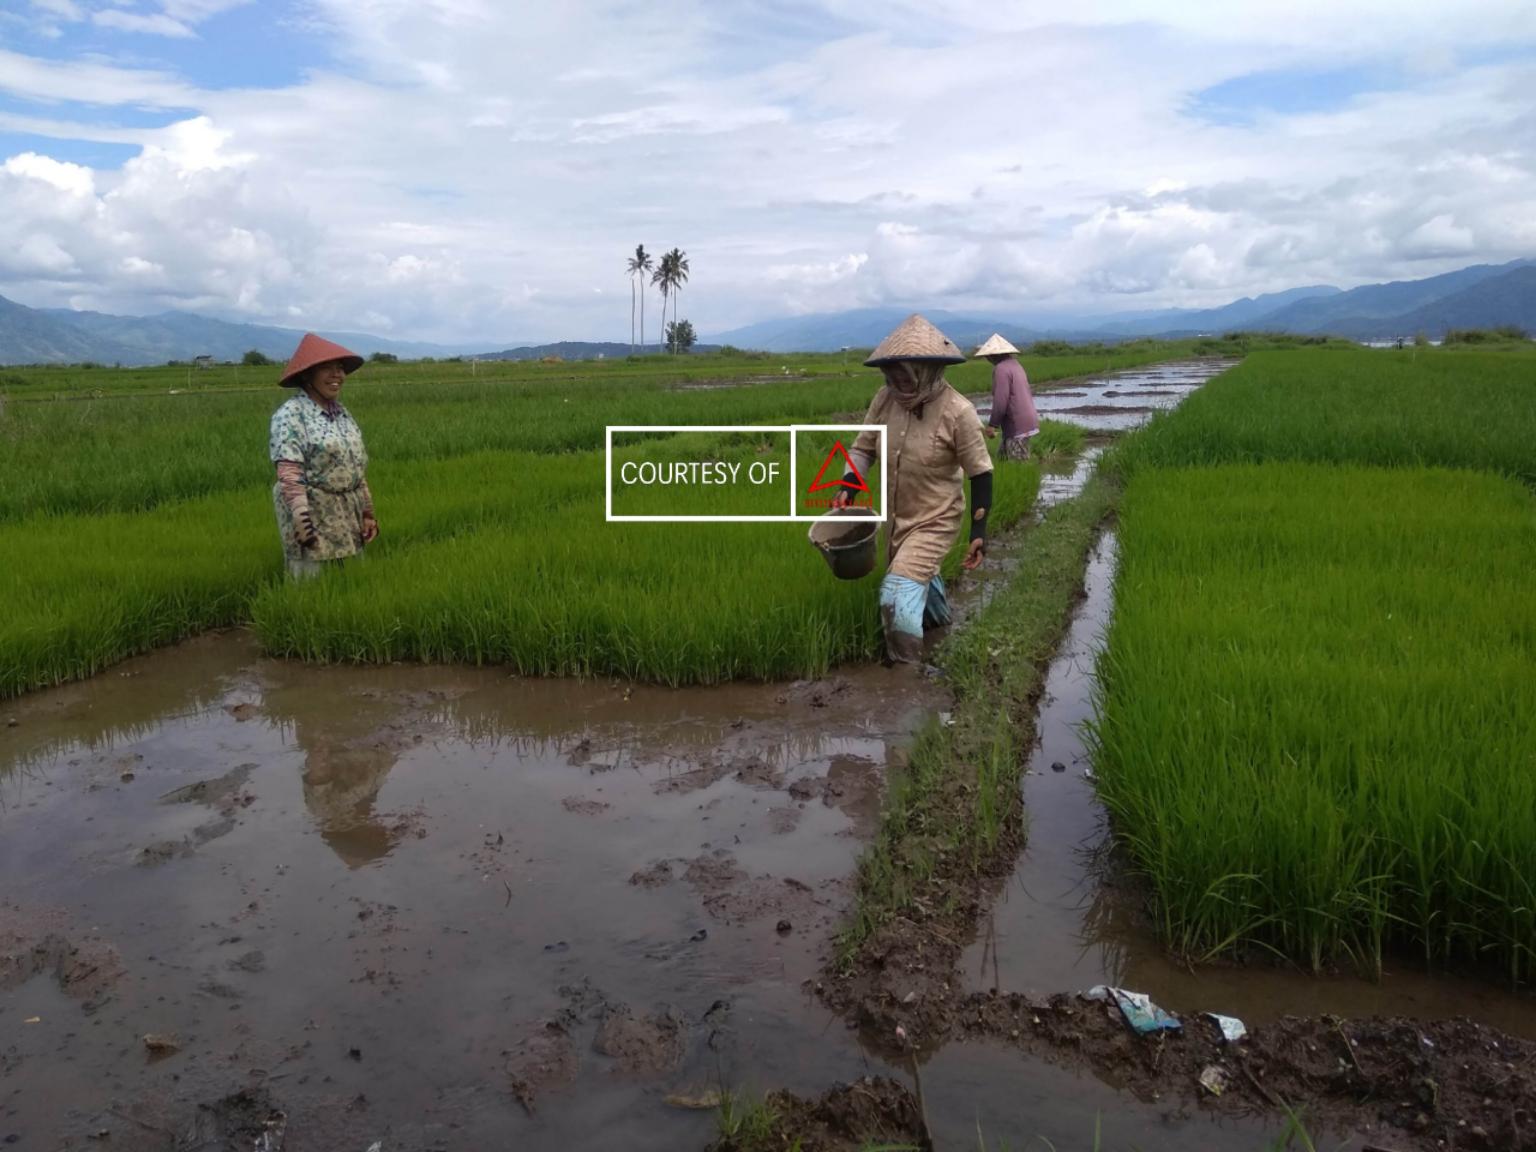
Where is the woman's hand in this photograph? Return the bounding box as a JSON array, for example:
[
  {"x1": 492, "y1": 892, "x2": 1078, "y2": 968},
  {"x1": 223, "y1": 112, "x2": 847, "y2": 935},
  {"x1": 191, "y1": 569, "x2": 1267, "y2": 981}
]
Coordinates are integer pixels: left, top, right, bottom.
[
  {"x1": 962, "y1": 538, "x2": 985, "y2": 570},
  {"x1": 295, "y1": 512, "x2": 319, "y2": 549},
  {"x1": 983, "y1": 425, "x2": 999, "y2": 439},
  {"x1": 361, "y1": 512, "x2": 379, "y2": 543}
]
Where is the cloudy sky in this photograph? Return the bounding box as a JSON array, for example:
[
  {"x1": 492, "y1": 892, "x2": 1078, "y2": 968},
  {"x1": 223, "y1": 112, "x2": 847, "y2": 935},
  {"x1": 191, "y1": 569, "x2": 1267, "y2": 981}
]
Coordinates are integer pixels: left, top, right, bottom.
[{"x1": 1, "y1": 0, "x2": 1534, "y2": 343}]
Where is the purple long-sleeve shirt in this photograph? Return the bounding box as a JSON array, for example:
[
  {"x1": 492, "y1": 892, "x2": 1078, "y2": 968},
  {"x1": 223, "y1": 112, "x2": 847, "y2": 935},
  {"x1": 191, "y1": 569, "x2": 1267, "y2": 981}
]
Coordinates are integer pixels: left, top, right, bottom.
[{"x1": 988, "y1": 358, "x2": 1039, "y2": 442}]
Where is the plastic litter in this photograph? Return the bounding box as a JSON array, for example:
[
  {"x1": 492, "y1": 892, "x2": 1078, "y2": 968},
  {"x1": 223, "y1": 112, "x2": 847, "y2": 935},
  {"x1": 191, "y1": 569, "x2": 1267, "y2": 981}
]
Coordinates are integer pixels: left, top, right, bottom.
[
  {"x1": 1199, "y1": 1065, "x2": 1230, "y2": 1096},
  {"x1": 1082, "y1": 986, "x2": 1181, "y2": 1034},
  {"x1": 253, "y1": 1112, "x2": 287, "y2": 1152},
  {"x1": 1204, "y1": 1012, "x2": 1247, "y2": 1043}
]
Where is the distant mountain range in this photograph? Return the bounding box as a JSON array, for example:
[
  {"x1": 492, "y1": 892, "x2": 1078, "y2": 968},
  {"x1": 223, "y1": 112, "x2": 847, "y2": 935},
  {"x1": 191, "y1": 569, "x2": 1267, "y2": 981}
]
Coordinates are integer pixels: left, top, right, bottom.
[
  {"x1": 1, "y1": 257, "x2": 1531, "y2": 365},
  {"x1": 0, "y1": 298, "x2": 484, "y2": 367},
  {"x1": 475, "y1": 340, "x2": 721, "y2": 361},
  {"x1": 709, "y1": 259, "x2": 1536, "y2": 351}
]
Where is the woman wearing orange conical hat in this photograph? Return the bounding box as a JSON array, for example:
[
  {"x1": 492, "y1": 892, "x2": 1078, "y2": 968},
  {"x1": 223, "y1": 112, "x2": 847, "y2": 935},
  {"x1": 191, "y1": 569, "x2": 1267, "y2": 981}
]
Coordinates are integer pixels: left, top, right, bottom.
[
  {"x1": 268, "y1": 333, "x2": 378, "y2": 579},
  {"x1": 834, "y1": 314, "x2": 995, "y2": 665}
]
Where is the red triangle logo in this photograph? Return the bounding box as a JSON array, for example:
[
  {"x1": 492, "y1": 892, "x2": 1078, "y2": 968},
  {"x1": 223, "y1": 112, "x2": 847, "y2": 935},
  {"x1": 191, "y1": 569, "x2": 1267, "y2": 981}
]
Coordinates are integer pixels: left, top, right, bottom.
[{"x1": 807, "y1": 440, "x2": 869, "y2": 494}]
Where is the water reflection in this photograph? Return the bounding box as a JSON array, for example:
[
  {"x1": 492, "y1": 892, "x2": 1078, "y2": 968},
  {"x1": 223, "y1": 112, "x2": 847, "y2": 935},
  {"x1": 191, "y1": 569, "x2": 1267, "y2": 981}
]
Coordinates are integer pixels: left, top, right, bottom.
[{"x1": 296, "y1": 734, "x2": 404, "y2": 868}]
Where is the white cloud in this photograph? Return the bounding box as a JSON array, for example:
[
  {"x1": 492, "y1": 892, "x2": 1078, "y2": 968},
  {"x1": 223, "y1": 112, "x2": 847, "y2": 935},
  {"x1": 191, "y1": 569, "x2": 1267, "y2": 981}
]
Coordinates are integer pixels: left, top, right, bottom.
[
  {"x1": 0, "y1": 2, "x2": 1533, "y2": 339},
  {"x1": 1402, "y1": 214, "x2": 1476, "y2": 259},
  {"x1": 92, "y1": 9, "x2": 194, "y2": 37},
  {"x1": 30, "y1": 0, "x2": 84, "y2": 19},
  {"x1": 3, "y1": 152, "x2": 96, "y2": 196},
  {"x1": 0, "y1": 48, "x2": 197, "y2": 107}
]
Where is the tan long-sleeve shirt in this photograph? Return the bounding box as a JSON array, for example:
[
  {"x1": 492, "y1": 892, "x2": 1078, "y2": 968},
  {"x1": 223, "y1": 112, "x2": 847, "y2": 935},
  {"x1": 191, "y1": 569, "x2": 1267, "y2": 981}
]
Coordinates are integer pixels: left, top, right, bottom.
[{"x1": 851, "y1": 382, "x2": 993, "y2": 583}]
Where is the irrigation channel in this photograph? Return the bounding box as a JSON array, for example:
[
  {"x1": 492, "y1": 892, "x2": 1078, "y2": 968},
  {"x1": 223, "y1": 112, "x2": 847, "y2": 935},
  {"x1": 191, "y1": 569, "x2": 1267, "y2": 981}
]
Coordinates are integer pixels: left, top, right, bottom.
[{"x1": 2, "y1": 358, "x2": 1531, "y2": 1150}]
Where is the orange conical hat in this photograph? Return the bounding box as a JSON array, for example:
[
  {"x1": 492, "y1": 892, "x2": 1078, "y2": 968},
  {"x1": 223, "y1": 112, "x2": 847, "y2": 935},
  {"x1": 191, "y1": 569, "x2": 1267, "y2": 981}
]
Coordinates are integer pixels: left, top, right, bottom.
[{"x1": 279, "y1": 333, "x2": 365, "y2": 386}]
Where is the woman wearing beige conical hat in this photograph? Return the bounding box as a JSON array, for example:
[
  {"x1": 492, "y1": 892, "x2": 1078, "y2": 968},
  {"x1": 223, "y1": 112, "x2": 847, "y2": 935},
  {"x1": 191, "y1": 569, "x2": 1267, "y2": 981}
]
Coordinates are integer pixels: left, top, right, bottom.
[
  {"x1": 268, "y1": 333, "x2": 379, "y2": 579},
  {"x1": 974, "y1": 333, "x2": 1039, "y2": 460},
  {"x1": 833, "y1": 314, "x2": 995, "y2": 665}
]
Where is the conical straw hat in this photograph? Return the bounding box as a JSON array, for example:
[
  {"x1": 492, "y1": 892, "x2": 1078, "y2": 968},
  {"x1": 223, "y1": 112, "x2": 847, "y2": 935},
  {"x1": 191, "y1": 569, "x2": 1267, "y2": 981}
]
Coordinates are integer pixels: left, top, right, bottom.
[
  {"x1": 974, "y1": 333, "x2": 1019, "y2": 357},
  {"x1": 279, "y1": 333, "x2": 365, "y2": 386},
  {"x1": 864, "y1": 314, "x2": 966, "y2": 367}
]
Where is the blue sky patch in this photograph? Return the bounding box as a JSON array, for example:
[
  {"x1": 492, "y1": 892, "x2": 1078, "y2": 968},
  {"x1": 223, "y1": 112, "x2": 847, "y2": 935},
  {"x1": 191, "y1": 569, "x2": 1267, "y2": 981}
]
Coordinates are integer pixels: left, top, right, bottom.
[
  {"x1": 11, "y1": 1, "x2": 326, "y2": 93},
  {"x1": 0, "y1": 130, "x2": 140, "y2": 168},
  {"x1": 1186, "y1": 63, "x2": 1406, "y2": 125}
]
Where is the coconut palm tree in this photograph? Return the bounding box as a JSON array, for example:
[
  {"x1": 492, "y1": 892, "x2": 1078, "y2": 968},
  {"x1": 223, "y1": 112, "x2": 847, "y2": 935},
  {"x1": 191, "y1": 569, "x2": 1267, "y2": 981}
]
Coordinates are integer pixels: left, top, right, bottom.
[
  {"x1": 666, "y1": 248, "x2": 689, "y2": 351},
  {"x1": 626, "y1": 244, "x2": 652, "y2": 356},
  {"x1": 651, "y1": 251, "x2": 676, "y2": 353}
]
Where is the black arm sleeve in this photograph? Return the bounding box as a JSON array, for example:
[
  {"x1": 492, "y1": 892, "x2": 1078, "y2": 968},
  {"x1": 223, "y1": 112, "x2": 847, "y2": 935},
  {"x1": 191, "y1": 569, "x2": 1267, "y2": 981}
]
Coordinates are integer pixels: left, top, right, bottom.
[{"x1": 969, "y1": 470, "x2": 993, "y2": 544}]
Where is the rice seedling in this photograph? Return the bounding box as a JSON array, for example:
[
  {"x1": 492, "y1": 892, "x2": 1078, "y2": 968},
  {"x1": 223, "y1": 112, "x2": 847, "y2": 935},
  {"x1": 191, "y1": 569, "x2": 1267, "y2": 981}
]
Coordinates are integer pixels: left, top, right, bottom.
[
  {"x1": 249, "y1": 441, "x2": 1039, "y2": 685},
  {"x1": 2, "y1": 396, "x2": 1043, "y2": 695},
  {"x1": 1089, "y1": 463, "x2": 1536, "y2": 977},
  {"x1": 714, "y1": 1089, "x2": 780, "y2": 1145}
]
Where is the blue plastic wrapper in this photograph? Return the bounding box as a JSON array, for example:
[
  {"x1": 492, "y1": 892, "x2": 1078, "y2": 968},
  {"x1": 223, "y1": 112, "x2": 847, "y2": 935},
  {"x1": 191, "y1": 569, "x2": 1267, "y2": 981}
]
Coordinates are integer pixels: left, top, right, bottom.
[{"x1": 1083, "y1": 985, "x2": 1182, "y2": 1034}]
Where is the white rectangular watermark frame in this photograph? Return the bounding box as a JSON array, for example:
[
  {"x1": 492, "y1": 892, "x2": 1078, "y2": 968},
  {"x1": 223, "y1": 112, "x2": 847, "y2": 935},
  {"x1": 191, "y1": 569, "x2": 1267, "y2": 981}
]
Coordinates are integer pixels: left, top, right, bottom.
[{"x1": 605, "y1": 424, "x2": 887, "y2": 523}]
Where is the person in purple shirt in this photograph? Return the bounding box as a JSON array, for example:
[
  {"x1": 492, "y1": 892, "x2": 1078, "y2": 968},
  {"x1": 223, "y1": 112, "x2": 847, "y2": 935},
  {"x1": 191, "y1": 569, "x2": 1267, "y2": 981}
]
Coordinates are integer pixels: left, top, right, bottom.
[{"x1": 975, "y1": 334, "x2": 1039, "y2": 460}]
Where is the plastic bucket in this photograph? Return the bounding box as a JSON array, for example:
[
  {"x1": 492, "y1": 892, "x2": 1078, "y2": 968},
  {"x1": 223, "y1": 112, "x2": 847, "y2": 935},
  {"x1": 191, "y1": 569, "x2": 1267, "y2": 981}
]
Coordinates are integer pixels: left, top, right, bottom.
[{"x1": 807, "y1": 507, "x2": 879, "y2": 580}]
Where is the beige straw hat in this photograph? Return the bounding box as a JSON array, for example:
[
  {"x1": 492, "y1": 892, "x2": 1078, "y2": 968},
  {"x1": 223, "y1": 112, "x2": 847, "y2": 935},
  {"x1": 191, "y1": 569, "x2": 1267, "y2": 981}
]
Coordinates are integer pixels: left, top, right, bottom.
[
  {"x1": 974, "y1": 333, "x2": 1019, "y2": 357},
  {"x1": 864, "y1": 314, "x2": 966, "y2": 367}
]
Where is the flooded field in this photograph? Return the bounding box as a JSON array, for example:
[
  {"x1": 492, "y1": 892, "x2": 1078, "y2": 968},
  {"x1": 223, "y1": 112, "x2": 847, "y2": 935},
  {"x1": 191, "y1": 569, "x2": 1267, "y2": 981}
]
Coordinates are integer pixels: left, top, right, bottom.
[
  {"x1": 976, "y1": 359, "x2": 1239, "y2": 433},
  {"x1": 2, "y1": 635, "x2": 933, "y2": 1148}
]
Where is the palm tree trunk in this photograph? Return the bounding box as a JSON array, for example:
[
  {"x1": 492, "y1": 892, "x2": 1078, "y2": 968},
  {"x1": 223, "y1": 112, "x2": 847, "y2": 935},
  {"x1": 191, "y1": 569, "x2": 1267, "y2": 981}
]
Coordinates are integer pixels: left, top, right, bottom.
[{"x1": 630, "y1": 276, "x2": 636, "y2": 356}]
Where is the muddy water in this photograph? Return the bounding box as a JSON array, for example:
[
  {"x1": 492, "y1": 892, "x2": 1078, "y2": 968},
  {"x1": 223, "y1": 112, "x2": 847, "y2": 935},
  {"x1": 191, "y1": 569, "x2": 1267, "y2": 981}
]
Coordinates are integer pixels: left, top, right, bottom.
[
  {"x1": 976, "y1": 358, "x2": 1238, "y2": 433},
  {"x1": 962, "y1": 533, "x2": 1536, "y2": 1040},
  {"x1": 0, "y1": 625, "x2": 1310, "y2": 1152},
  {"x1": 1, "y1": 635, "x2": 936, "y2": 1148}
]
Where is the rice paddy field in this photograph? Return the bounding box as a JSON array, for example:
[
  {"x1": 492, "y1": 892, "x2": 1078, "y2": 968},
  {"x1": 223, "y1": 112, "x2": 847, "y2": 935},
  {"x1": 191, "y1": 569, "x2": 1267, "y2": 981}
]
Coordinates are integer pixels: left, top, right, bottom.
[
  {"x1": 0, "y1": 349, "x2": 1106, "y2": 697},
  {"x1": 1093, "y1": 346, "x2": 1536, "y2": 979},
  {"x1": 9, "y1": 341, "x2": 1536, "y2": 1152}
]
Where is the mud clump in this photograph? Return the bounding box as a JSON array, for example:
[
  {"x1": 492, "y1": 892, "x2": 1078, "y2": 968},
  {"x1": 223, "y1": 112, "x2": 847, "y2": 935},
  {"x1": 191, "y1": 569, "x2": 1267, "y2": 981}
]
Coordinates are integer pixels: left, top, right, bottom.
[
  {"x1": 682, "y1": 850, "x2": 825, "y2": 926},
  {"x1": 138, "y1": 838, "x2": 195, "y2": 866},
  {"x1": 181, "y1": 1086, "x2": 287, "y2": 1149},
  {"x1": 710, "y1": 1076, "x2": 922, "y2": 1152},
  {"x1": 629, "y1": 859, "x2": 676, "y2": 887},
  {"x1": 776, "y1": 677, "x2": 853, "y2": 710},
  {"x1": 506, "y1": 1020, "x2": 578, "y2": 1115},
  {"x1": 960, "y1": 992, "x2": 1536, "y2": 1152},
  {"x1": 160, "y1": 764, "x2": 256, "y2": 807},
  {"x1": 592, "y1": 1005, "x2": 686, "y2": 1074},
  {"x1": 560, "y1": 796, "x2": 611, "y2": 816},
  {"x1": 655, "y1": 752, "x2": 782, "y2": 795},
  {"x1": 767, "y1": 806, "x2": 802, "y2": 834},
  {"x1": 0, "y1": 903, "x2": 123, "y2": 1007}
]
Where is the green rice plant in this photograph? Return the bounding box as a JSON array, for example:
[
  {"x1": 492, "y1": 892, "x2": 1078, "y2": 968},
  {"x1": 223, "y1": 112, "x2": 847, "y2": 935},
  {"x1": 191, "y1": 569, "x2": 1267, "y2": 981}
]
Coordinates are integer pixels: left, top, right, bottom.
[
  {"x1": 1089, "y1": 463, "x2": 1536, "y2": 977},
  {"x1": 1111, "y1": 346, "x2": 1536, "y2": 484},
  {"x1": 0, "y1": 348, "x2": 1173, "y2": 520},
  {"x1": 715, "y1": 1089, "x2": 779, "y2": 1146},
  {"x1": 1, "y1": 384, "x2": 1042, "y2": 695}
]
